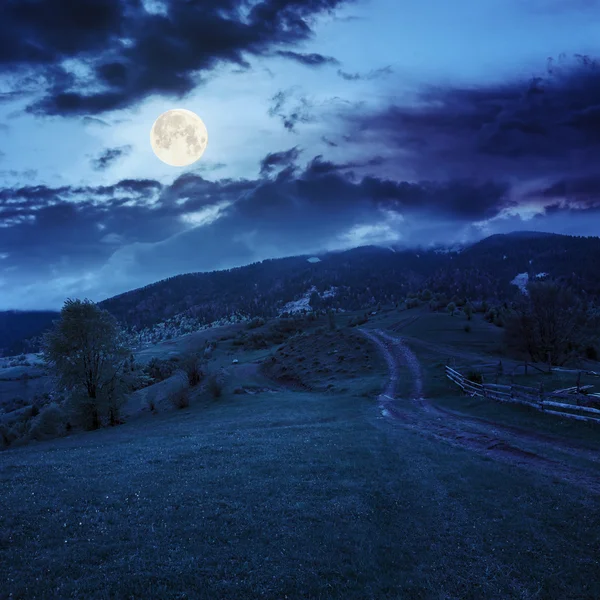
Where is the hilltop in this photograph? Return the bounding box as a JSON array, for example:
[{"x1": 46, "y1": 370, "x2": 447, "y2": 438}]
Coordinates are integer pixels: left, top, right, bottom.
[{"x1": 2, "y1": 231, "x2": 599, "y2": 356}]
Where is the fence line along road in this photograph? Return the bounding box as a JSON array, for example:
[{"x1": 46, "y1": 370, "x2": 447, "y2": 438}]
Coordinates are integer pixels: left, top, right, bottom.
[{"x1": 445, "y1": 366, "x2": 600, "y2": 424}]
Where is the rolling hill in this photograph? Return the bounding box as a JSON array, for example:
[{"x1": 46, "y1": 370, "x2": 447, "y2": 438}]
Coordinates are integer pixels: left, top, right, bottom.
[{"x1": 2, "y1": 231, "x2": 599, "y2": 355}]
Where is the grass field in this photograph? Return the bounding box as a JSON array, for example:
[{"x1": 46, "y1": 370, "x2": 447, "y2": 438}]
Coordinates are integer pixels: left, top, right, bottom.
[
  {"x1": 2, "y1": 385, "x2": 600, "y2": 599},
  {"x1": 2, "y1": 308, "x2": 600, "y2": 598}
]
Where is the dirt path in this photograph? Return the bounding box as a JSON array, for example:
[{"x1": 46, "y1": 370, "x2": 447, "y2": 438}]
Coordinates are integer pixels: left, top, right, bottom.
[{"x1": 360, "y1": 328, "x2": 600, "y2": 495}]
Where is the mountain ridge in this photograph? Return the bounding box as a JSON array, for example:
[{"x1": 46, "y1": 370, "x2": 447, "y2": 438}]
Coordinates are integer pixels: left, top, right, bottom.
[{"x1": 1, "y1": 231, "x2": 598, "y2": 355}]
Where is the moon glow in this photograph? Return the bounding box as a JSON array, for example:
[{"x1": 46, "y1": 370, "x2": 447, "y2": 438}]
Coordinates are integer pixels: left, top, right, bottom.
[{"x1": 150, "y1": 108, "x2": 208, "y2": 167}]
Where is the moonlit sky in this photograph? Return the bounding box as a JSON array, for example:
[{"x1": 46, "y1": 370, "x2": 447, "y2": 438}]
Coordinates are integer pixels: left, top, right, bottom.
[{"x1": 1, "y1": 0, "x2": 600, "y2": 309}]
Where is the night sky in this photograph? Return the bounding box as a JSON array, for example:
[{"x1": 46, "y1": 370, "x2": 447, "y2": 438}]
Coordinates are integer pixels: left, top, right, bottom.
[{"x1": 1, "y1": 0, "x2": 600, "y2": 309}]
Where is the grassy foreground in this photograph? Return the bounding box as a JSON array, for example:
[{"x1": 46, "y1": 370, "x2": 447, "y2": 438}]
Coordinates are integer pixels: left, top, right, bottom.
[{"x1": 1, "y1": 385, "x2": 599, "y2": 599}]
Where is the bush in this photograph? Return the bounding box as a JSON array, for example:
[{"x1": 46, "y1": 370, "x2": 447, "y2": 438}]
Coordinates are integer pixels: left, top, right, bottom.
[
  {"x1": 29, "y1": 403, "x2": 66, "y2": 441},
  {"x1": 169, "y1": 384, "x2": 190, "y2": 409},
  {"x1": 466, "y1": 370, "x2": 483, "y2": 384},
  {"x1": 146, "y1": 358, "x2": 177, "y2": 382},
  {"x1": 348, "y1": 315, "x2": 368, "y2": 327},
  {"x1": 0, "y1": 424, "x2": 15, "y2": 449},
  {"x1": 247, "y1": 317, "x2": 265, "y2": 330},
  {"x1": 181, "y1": 353, "x2": 204, "y2": 387},
  {"x1": 585, "y1": 345, "x2": 599, "y2": 361},
  {"x1": 207, "y1": 374, "x2": 224, "y2": 398}
]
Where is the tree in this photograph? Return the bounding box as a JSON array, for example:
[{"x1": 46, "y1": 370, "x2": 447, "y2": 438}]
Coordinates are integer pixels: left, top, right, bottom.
[
  {"x1": 504, "y1": 281, "x2": 589, "y2": 366},
  {"x1": 464, "y1": 302, "x2": 473, "y2": 321},
  {"x1": 42, "y1": 299, "x2": 131, "y2": 430},
  {"x1": 327, "y1": 308, "x2": 337, "y2": 331},
  {"x1": 447, "y1": 302, "x2": 456, "y2": 316}
]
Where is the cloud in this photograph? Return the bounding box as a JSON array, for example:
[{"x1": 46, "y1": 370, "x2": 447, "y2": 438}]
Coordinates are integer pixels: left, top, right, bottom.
[
  {"x1": 0, "y1": 0, "x2": 352, "y2": 116},
  {"x1": 2, "y1": 136, "x2": 599, "y2": 309},
  {"x1": 259, "y1": 146, "x2": 302, "y2": 177},
  {"x1": 321, "y1": 136, "x2": 338, "y2": 147},
  {"x1": 268, "y1": 88, "x2": 315, "y2": 132},
  {"x1": 341, "y1": 54, "x2": 600, "y2": 183},
  {"x1": 91, "y1": 145, "x2": 133, "y2": 171},
  {"x1": 337, "y1": 65, "x2": 393, "y2": 81},
  {"x1": 274, "y1": 50, "x2": 340, "y2": 67},
  {"x1": 82, "y1": 116, "x2": 110, "y2": 127}
]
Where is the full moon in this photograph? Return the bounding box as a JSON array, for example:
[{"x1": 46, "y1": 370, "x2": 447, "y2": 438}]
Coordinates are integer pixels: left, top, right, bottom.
[{"x1": 150, "y1": 108, "x2": 208, "y2": 167}]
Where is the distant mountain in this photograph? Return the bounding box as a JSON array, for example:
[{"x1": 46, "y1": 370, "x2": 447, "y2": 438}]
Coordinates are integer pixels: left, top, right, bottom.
[
  {"x1": 3, "y1": 231, "x2": 599, "y2": 354},
  {"x1": 99, "y1": 231, "x2": 600, "y2": 332},
  {"x1": 0, "y1": 310, "x2": 59, "y2": 357}
]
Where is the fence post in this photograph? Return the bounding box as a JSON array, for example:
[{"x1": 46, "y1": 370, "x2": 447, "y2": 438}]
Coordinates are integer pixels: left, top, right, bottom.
[{"x1": 539, "y1": 382, "x2": 544, "y2": 411}]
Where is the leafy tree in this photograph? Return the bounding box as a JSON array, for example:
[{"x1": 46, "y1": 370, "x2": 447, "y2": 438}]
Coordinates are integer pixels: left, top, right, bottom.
[
  {"x1": 42, "y1": 299, "x2": 131, "y2": 430},
  {"x1": 464, "y1": 302, "x2": 473, "y2": 321},
  {"x1": 504, "y1": 281, "x2": 590, "y2": 365}
]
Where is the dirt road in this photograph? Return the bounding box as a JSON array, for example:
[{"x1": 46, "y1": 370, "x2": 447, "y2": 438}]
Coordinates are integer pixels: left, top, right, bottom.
[{"x1": 360, "y1": 328, "x2": 600, "y2": 495}]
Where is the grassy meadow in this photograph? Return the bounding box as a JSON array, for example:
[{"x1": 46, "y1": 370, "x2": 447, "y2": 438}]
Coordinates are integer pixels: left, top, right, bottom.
[{"x1": 1, "y1": 308, "x2": 600, "y2": 599}]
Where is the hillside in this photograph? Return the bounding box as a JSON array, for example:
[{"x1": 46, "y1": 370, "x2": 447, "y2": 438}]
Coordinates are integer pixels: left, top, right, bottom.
[
  {"x1": 99, "y1": 232, "x2": 600, "y2": 330},
  {"x1": 0, "y1": 311, "x2": 59, "y2": 357},
  {"x1": 3, "y1": 231, "x2": 599, "y2": 355}
]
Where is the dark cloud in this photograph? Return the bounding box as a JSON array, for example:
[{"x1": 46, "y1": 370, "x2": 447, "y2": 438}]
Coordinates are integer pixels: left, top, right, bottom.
[
  {"x1": 259, "y1": 146, "x2": 302, "y2": 177},
  {"x1": 91, "y1": 145, "x2": 133, "y2": 171},
  {"x1": 343, "y1": 54, "x2": 600, "y2": 182},
  {"x1": 337, "y1": 65, "x2": 393, "y2": 81},
  {"x1": 321, "y1": 136, "x2": 338, "y2": 147},
  {"x1": 81, "y1": 116, "x2": 110, "y2": 127},
  {"x1": 268, "y1": 88, "x2": 315, "y2": 132},
  {"x1": 0, "y1": 0, "x2": 352, "y2": 116},
  {"x1": 274, "y1": 50, "x2": 339, "y2": 66},
  {"x1": 304, "y1": 155, "x2": 386, "y2": 177},
  {"x1": 529, "y1": 175, "x2": 600, "y2": 206},
  {"x1": 2, "y1": 140, "x2": 597, "y2": 308}
]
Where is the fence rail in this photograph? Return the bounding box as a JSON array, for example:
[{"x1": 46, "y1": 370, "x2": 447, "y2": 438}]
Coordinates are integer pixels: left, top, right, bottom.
[{"x1": 445, "y1": 366, "x2": 600, "y2": 424}]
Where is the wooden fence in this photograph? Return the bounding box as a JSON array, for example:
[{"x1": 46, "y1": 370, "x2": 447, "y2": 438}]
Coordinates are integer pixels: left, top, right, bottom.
[{"x1": 445, "y1": 365, "x2": 600, "y2": 424}]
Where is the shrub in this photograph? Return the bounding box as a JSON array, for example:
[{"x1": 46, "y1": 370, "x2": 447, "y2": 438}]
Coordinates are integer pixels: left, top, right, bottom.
[
  {"x1": 464, "y1": 303, "x2": 473, "y2": 321},
  {"x1": 169, "y1": 384, "x2": 190, "y2": 409},
  {"x1": 0, "y1": 424, "x2": 15, "y2": 449},
  {"x1": 29, "y1": 403, "x2": 66, "y2": 441},
  {"x1": 207, "y1": 374, "x2": 224, "y2": 398},
  {"x1": 585, "y1": 345, "x2": 599, "y2": 361},
  {"x1": 247, "y1": 317, "x2": 265, "y2": 330},
  {"x1": 466, "y1": 370, "x2": 483, "y2": 384},
  {"x1": 181, "y1": 353, "x2": 204, "y2": 387},
  {"x1": 146, "y1": 358, "x2": 177, "y2": 382}
]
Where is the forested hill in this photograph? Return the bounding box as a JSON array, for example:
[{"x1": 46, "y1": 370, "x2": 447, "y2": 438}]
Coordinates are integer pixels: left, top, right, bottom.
[
  {"x1": 2, "y1": 231, "x2": 598, "y2": 355},
  {"x1": 99, "y1": 231, "x2": 600, "y2": 331},
  {"x1": 0, "y1": 310, "x2": 59, "y2": 356}
]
